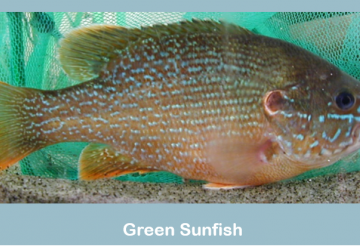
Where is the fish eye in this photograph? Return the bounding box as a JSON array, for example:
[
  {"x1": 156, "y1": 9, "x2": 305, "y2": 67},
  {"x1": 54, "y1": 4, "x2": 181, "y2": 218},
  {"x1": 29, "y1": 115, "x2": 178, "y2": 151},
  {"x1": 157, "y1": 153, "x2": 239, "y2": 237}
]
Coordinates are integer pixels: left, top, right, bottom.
[{"x1": 335, "y1": 91, "x2": 355, "y2": 110}]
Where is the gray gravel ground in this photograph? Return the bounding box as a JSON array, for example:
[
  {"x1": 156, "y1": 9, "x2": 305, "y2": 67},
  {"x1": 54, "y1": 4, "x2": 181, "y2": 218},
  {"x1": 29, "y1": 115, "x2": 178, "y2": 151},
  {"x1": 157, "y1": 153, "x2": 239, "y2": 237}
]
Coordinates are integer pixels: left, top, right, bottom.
[{"x1": 0, "y1": 163, "x2": 359, "y2": 203}]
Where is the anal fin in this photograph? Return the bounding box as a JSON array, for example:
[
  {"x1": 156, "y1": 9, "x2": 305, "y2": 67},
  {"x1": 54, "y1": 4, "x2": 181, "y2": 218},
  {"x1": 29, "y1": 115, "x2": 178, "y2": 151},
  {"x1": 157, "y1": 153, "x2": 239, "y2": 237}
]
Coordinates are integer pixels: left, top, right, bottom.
[
  {"x1": 203, "y1": 183, "x2": 251, "y2": 190},
  {"x1": 138, "y1": 170, "x2": 160, "y2": 175},
  {"x1": 114, "y1": 169, "x2": 160, "y2": 176},
  {"x1": 79, "y1": 143, "x2": 154, "y2": 180}
]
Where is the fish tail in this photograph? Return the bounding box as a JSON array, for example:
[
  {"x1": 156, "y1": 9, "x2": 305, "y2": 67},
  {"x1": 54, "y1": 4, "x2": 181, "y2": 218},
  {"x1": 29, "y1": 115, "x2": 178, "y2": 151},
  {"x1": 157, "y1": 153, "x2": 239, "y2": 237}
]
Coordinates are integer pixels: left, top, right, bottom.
[{"x1": 0, "y1": 81, "x2": 44, "y2": 170}]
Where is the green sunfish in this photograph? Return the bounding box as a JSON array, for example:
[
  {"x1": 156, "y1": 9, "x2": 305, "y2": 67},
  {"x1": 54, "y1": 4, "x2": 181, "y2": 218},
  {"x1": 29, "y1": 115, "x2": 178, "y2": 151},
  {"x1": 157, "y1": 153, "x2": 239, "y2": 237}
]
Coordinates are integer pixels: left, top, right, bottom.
[{"x1": 0, "y1": 20, "x2": 360, "y2": 189}]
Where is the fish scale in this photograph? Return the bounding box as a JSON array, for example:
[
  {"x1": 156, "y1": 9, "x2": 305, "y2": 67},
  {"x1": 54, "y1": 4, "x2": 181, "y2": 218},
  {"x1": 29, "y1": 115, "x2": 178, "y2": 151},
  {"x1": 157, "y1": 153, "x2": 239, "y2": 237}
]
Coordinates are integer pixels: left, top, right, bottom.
[
  {"x1": 40, "y1": 44, "x2": 268, "y2": 181},
  {"x1": 1, "y1": 20, "x2": 360, "y2": 189}
]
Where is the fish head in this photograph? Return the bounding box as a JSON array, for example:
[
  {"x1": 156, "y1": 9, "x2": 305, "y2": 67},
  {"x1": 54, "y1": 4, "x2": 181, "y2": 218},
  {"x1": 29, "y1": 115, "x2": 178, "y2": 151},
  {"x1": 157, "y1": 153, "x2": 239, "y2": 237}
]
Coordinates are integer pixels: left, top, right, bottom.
[{"x1": 264, "y1": 66, "x2": 360, "y2": 168}]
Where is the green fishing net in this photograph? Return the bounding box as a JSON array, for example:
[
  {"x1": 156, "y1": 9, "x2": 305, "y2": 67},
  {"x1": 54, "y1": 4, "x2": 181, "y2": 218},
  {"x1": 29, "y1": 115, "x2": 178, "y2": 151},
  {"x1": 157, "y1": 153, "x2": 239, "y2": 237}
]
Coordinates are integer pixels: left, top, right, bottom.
[{"x1": 0, "y1": 12, "x2": 360, "y2": 183}]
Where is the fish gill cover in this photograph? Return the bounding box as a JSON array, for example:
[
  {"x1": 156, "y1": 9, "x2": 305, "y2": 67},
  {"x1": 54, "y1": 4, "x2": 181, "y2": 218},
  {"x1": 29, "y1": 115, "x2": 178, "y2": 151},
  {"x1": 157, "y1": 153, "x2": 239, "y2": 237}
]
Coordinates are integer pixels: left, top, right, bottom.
[{"x1": 0, "y1": 12, "x2": 359, "y2": 184}]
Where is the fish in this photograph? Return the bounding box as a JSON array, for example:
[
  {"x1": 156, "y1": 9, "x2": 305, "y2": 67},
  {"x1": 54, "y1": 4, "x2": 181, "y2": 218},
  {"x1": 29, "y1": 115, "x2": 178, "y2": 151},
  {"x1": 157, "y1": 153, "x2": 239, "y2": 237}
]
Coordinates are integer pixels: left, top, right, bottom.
[{"x1": 1, "y1": 19, "x2": 360, "y2": 190}]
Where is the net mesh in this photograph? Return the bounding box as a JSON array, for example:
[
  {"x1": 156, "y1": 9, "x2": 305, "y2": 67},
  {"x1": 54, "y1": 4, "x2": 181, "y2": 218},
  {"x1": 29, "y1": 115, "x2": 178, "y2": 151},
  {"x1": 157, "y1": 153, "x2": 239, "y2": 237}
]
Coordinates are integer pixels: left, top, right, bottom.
[{"x1": 1, "y1": 12, "x2": 360, "y2": 183}]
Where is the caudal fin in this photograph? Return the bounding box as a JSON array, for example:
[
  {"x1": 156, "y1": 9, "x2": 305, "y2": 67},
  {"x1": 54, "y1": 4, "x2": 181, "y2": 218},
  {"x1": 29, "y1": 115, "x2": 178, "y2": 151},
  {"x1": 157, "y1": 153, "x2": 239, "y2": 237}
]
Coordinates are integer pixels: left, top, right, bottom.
[{"x1": 0, "y1": 81, "x2": 44, "y2": 170}]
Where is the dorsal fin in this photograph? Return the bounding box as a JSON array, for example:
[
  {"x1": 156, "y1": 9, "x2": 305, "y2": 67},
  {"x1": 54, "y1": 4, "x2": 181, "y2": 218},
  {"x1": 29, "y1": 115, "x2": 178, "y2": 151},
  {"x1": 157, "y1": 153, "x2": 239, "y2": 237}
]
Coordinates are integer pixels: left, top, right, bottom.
[
  {"x1": 58, "y1": 25, "x2": 142, "y2": 81},
  {"x1": 58, "y1": 19, "x2": 253, "y2": 81}
]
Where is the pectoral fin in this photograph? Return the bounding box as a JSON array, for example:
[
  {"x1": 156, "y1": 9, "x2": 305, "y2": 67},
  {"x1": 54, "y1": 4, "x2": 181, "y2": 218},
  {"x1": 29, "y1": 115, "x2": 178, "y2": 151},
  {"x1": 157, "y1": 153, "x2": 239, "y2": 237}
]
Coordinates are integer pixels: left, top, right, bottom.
[{"x1": 207, "y1": 137, "x2": 292, "y2": 186}]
